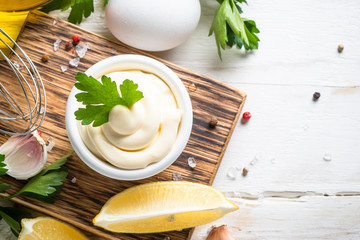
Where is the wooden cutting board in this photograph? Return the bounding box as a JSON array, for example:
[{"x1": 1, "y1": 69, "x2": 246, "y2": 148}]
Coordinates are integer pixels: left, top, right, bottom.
[{"x1": 1, "y1": 11, "x2": 246, "y2": 239}]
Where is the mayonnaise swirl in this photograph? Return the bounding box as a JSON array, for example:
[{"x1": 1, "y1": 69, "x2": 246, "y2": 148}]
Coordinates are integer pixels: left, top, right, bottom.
[{"x1": 78, "y1": 71, "x2": 182, "y2": 169}]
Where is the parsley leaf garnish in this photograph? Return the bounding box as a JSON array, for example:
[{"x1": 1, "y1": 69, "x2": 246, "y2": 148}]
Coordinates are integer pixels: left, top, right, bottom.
[
  {"x1": 209, "y1": 0, "x2": 260, "y2": 59},
  {"x1": 68, "y1": 0, "x2": 95, "y2": 24},
  {"x1": 12, "y1": 152, "x2": 71, "y2": 203},
  {"x1": 41, "y1": 0, "x2": 95, "y2": 24},
  {"x1": 0, "y1": 154, "x2": 7, "y2": 175},
  {"x1": 74, "y1": 72, "x2": 144, "y2": 127},
  {"x1": 119, "y1": 79, "x2": 145, "y2": 107},
  {"x1": 0, "y1": 154, "x2": 11, "y2": 193},
  {"x1": 0, "y1": 153, "x2": 72, "y2": 236},
  {"x1": 104, "y1": 0, "x2": 109, "y2": 7},
  {"x1": 3, "y1": 152, "x2": 72, "y2": 204}
]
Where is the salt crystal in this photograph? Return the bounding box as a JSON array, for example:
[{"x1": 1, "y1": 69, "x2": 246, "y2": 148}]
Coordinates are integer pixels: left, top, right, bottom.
[
  {"x1": 60, "y1": 65, "x2": 67, "y2": 72},
  {"x1": 164, "y1": 237, "x2": 171, "y2": 240},
  {"x1": 187, "y1": 157, "x2": 196, "y2": 169},
  {"x1": 53, "y1": 19, "x2": 58, "y2": 25},
  {"x1": 86, "y1": 42, "x2": 92, "y2": 50},
  {"x1": 75, "y1": 43, "x2": 88, "y2": 58},
  {"x1": 188, "y1": 82, "x2": 197, "y2": 92},
  {"x1": 323, "y1": 153, "x2": 332, "y2": 161},
  {"x1": 13, "y1": 61, "x2": 23, "y2": 70},
  {"x1": 39, "y1": 107, "x2": 45, "y2": 114},
  {"x1": 46, "y1": 136, "x2": 55, "y2": 151},
  {"x1": 69, "y1": 57, "x2": 80, "y2": 67},
  {"x1": 110, "y1": 48, "x2": 117, "y2": 54},
  {"x1": 227, "y1": 167, "x2": 237, "y2": 180},
  {"x1": 172, "y1": 171, "x2": 182, "y2": 181},
  {"x1": 250, "y1": 154, "x2": 261, "y2": 166},
  {"x1": 54, "y1": 39, "x2": 61, "y2": 52},
  {"x1": 71, "y1": 177, "x2": 77, "y2": 183}
]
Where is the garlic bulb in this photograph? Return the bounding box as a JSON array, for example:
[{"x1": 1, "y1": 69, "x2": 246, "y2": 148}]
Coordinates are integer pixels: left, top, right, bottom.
[
  {"x1": 0, "y1": 131, "x2": 47, "y2": 180},
  {"x1": 206, "y1": 225, "x2": 235, "y2": 240}
]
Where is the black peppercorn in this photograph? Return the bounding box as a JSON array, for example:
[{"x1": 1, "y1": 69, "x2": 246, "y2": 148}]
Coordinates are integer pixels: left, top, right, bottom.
[{"x1": 313, "y1": 92, "x2": 321, "y2": 101}]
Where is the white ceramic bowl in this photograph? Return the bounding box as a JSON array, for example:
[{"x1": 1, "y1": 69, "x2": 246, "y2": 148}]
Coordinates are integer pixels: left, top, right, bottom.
[{"x1": 65, "y1": 54, "x2": 192, "y2": 180}]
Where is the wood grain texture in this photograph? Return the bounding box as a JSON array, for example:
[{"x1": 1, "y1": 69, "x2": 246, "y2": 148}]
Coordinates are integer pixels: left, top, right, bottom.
[
  {"x1": 192, "y1": 195, "x2": 360, "y2": 240},
  {"x1": 0, "y1": 11, "x2": 245, "y2": 239}
]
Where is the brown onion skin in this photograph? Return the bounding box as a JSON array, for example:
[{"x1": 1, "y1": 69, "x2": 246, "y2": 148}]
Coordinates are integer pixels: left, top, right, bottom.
[{"x1": 206, "y1": 225, "x2": 235, "y2": 240}]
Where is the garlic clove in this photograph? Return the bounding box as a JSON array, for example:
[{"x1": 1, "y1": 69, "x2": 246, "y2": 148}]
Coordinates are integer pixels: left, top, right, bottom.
[
  {"x1": 0, "y1": 134, "x2": 31, "y2": 156},
  {"x1": 206, "y1": 225, "x2": 235, "y2": 240},
  {"x1": 0, "y1": 131, "x2": 47, "y2": 180}
]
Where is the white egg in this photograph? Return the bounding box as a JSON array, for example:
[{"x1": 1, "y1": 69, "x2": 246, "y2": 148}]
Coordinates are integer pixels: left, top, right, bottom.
[{"x1": 106, "y1": 0, "x2": 201, "y2": 51}]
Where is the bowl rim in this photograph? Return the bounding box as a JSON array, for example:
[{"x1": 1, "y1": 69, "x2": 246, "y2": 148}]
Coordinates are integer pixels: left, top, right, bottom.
[{"x1": 65, "y1": 54, "x2": 193, "y2": 180}]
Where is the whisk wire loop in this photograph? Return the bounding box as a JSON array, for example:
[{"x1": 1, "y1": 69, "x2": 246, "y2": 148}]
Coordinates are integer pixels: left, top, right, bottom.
[{"x1": 0, "y1": 28, "x2": 46, "y2": 135}]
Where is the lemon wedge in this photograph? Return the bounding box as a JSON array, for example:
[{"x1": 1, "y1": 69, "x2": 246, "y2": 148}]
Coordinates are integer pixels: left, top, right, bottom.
[
  {"x1": 93, "y1": 181, "x2": 238, "y2": 233},
  {"x1": 18, "y1": 217, "x2": 89, "y2": 240}
]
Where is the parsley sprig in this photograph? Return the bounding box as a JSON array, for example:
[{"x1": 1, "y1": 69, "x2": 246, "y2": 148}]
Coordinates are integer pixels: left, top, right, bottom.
[
  {"x1": 0, "y1": 153, "x2": 72, "y2": 236},
  {"x1": 209, "y1": 0, "x2": 260, "y2": 59},
  {"x1": 41, "y1": 0, "x2": 95, "y2": 24},
  {"x1": 74, "y1": 72, "x2": 144, "y2": 127}
]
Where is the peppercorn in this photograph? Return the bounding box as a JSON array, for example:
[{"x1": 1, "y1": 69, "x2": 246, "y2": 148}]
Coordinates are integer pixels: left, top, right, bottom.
[
  {"x1": 65, "y1": 41, "x2": 73, "y2": 51},
  {"x1": 338, "y1": 44, "x2": 344, "y2": 53},
  {"x1": 313, "y1": 92, "x2": 321, "y2": 101},
  {"x1": 242, "y1": 167, "x2": 248, "y2": 177},
  {"x1": 242, "y1": 112, "x2": 251, "y2": 120},
  {"x1": 72, "y1": 35, "x2": 80, "y2": 45},
  {"x1": 41, "y1": 54, "x2": 49, "y2": 62},
  {"x1": 209, "y1": 116, "x2": 218, "y2": 128}
]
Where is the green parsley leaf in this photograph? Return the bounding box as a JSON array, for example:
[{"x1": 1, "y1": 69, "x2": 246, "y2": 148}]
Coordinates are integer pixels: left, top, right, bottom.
[
  {"x1": 0, "y1": 208, "x2": 21, "y2": 236},
  {"x1": 40, "y1": 0, "x2": 94, "y2": 25},
  {"x1": 104, "y1": 0, "x2": 109, "y2": 7},
  {"x1": 120, "y1": 79, "x2": 144, "y2": 108},
  {"x1": 68, "y1": 0, "x2": 94, "y2": 25},
  {"x1": 209, "y1": 0, "x2": 260, "y2": 59},
  {"x1": 0, "y1": 154, "x2": 7, "y2": 175},
  {"x1": 75, "y1": 74, "x2": 120, "y2": 105},
  {"x1": 74, "y1": 72, "x2": 144, "y2": 127},
  {"x1": 40, "y1": 0, "x2": 74, "y2": 13},
  {"x1": 0, "y1": 154, "x2": 10, "y2": 194},
  {"x1": 7, "y1": 152, "x2": 72, "y2": 204},
  {"x1": 0, "y1": 207, "x2": 32, "y2": 237},
  {"x1": 0, "y1": 183, "x2": 11, "y2": 193}
]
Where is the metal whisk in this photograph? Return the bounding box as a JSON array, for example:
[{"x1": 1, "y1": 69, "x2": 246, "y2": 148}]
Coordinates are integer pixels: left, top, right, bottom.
[{"x1": 0, "y1": 28, "x2": 46, "y2": 135}]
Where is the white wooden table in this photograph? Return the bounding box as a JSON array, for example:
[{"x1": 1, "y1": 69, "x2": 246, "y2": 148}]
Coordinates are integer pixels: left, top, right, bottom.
[{"x1": 2, "y1": 0, "x2": 360, "y2": 239}]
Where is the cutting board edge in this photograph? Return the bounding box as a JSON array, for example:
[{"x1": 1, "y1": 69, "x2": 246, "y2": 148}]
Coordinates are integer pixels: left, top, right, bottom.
[{"x1": 208, "y1": 90, "x2": 246, "y2": 185}]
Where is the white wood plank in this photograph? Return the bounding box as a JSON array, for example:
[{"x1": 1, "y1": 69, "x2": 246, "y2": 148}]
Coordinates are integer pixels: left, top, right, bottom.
[
  {"x1": 51, "y1": 0, "x2": 360, "y2": 87},
  {"x1": 156, "y1": 0, "x2": 360, "y2": 87},
  {"x1": 192, "y1": 195, "x2": 360, "y2": 240},
  {"x1": 213, "y1": 84, "x2": 360, "y2": 194}
]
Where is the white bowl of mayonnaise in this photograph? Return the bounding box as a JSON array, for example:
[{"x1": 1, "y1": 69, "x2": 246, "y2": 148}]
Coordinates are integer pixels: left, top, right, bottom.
[{"x1": 65, "y1": 54, "x2": 193, "y2": 180}]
